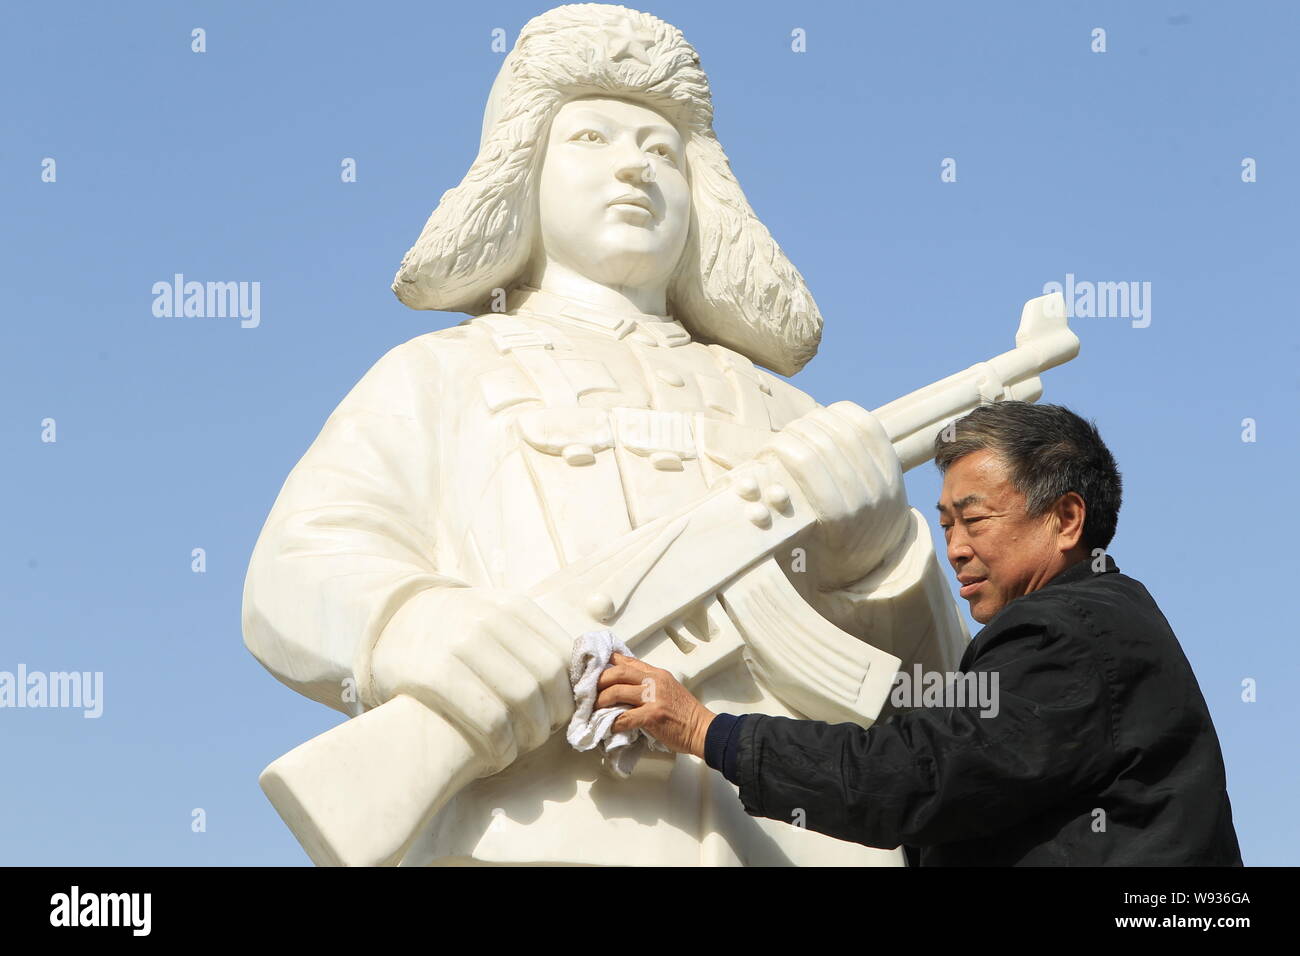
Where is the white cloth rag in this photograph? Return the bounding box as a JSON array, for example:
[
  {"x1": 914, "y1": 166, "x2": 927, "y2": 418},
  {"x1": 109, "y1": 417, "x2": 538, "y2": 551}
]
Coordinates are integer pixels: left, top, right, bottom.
[{"x1": 566, "y1": 629, "x2": 672, "y2": 778}]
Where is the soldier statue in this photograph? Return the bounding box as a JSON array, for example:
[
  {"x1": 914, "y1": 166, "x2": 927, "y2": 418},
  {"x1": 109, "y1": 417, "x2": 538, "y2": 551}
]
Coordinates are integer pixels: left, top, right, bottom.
[{"x1": 241, "y1": 3, "x2": 1066, "y2": 867}]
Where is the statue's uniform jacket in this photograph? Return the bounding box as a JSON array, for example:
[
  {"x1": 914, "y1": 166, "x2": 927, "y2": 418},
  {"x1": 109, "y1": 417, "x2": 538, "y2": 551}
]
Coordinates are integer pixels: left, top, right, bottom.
[{"x1": 242, "y1": 289, "x2": 971, "y2": 866}]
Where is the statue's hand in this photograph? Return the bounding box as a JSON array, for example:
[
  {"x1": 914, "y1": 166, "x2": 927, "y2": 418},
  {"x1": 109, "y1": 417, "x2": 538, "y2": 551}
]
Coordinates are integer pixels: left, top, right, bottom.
[
  {"x1": 758, "y1": 401, "x2": 911, "y2": 589},
  {"x1": 370, "y1": 588, "x2": 575, "y2": 776}
]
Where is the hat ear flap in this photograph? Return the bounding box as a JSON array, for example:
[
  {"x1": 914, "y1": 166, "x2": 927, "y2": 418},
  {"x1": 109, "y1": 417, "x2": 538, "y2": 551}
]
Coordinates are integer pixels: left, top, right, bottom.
[
  {"x1": 392, "y1": 95, "x2": 553, "y2": 313},
  {"x1": 670, "y1": 133, "x2": 823, "y2": 376}
]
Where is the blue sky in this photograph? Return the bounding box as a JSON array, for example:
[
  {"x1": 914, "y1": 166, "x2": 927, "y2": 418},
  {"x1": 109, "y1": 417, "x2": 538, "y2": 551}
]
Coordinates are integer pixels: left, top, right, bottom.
[{"x1": 2, "y1": 0, "x2": 1295, "y2": 865}]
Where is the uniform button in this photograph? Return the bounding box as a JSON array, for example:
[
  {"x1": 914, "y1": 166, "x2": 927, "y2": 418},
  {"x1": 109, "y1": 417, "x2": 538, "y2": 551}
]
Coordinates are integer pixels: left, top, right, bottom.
[
  {"x1": 655, "y1": 368, "x2": 685, "y2": 387},
  {"x1": 587, "y1": 592, "x2": 616, "y2": 623},
  {"x1": 735, "y1": 476, "x2": 761, "y2": 501},
  {"x1": 562, "y1": 444, "x2": 596, "y2": 466},
  {"x1": 764, "y1": 484, "x2": 791, "y2": 510},
  {"x1": 650, "y1": 451, "x2": 683, "y2": 471}
]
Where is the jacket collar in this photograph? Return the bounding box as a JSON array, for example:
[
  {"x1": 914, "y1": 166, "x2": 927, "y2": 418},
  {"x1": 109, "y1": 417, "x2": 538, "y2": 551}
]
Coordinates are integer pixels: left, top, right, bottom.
[
  {"x1": 968, "y1": 553, "x2": 1120, "y2": 647},
  {"x1": 509, "y1": 285, "x2": 692, "y2": 348},
  {"x1": 1039, "y1": 552, "x2": 1119, "y2": 590}
]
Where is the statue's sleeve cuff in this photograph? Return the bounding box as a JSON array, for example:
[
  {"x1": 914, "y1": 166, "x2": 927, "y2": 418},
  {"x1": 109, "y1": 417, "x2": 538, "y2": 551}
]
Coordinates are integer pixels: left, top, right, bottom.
[{"x1": 353, "y1": 580, "x2": 470, "y2": 712}]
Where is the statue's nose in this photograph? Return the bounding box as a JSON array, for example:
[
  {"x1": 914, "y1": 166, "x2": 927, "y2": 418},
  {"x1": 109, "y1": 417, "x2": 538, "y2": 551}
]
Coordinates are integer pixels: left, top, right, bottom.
[{"x1": 615, "y1": 153, "x2": 654, "y2": 185}]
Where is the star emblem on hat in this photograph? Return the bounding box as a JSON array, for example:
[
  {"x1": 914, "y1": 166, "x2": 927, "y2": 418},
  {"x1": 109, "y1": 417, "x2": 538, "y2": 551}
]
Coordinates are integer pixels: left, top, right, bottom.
[{"x1": 603, "y1": 17, "x2": 655, "y2": 65}]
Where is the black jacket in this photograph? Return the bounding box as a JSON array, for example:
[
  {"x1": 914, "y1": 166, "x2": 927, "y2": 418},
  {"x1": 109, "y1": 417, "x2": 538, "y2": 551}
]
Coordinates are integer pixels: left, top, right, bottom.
[{"x1": 726, "y1": 554, "x2": 1243, "y2": 865}]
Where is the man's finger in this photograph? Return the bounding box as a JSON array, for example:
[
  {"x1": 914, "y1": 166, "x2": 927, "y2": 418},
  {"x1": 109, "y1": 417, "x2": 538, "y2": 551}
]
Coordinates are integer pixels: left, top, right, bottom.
[
  {"x1": 596, "y1": 682, "x2": 652, "y2": 711},
  {"x1": 596, "y1": 664, "x2": 643, "y2": 688},
  {"x1": 598, "y1": 659, "x2": 650, "y2": 687},
  {"x1": 610, "y1": 707, "x2": 646, "y2": 735},
  {"x1": 598, "y1": 655, "x2": 650, "y2": 686}
]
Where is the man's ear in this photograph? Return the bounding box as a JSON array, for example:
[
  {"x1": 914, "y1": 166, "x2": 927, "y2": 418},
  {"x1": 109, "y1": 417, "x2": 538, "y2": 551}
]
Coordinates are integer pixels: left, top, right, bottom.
[{"x1": 1054, "y1": 492, "x2": 1087, "y2": 551}]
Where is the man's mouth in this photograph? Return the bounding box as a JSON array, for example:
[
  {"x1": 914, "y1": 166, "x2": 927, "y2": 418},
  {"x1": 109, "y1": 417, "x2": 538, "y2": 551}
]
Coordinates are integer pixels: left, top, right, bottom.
[{"x1": 958, "y1": 577, "x2": 985, "y2": 598}]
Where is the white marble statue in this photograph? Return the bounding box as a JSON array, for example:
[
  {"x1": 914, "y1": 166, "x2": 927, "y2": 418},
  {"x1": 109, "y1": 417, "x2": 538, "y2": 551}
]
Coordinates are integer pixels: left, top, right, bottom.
[{"x1": 242, "y1": 3, "x2": 1078, "y2": 866}]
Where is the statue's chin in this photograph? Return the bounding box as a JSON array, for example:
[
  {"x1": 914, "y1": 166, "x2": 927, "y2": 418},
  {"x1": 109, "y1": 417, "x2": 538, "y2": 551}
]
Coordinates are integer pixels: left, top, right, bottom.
[{"x1": 565, "y1": 254, "x2": 676, "y2": 293}]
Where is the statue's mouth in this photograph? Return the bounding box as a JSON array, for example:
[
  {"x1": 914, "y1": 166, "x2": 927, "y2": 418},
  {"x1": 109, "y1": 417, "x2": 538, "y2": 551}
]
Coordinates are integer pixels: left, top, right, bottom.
[{"x1": 608, "y1": 194, "x2": 653, "y2": 214}]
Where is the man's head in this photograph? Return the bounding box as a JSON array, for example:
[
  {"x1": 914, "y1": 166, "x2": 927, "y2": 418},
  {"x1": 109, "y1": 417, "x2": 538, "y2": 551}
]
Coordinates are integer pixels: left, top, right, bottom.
[{"x1": 933, "y1": 402, "x2": 1122, "y2": 624}]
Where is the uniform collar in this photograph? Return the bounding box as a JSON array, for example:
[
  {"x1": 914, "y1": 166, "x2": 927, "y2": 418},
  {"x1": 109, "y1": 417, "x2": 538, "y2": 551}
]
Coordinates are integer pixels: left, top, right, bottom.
[
  {"x1": 1040, "y1": 552, "x2": 1119, "y2": 590},
  {"x1": 509, "y1": 285, "x2": 692, "y2": 348}
]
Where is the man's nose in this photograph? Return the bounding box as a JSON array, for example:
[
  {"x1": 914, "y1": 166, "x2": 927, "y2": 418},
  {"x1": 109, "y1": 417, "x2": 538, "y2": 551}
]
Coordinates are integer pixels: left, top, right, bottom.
[{"x1": 946, "y1": 526, "x2": 973, "y2": 569}]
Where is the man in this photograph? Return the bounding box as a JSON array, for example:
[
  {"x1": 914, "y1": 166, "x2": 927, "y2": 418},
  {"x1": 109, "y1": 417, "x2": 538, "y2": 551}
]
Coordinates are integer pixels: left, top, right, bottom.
[{"x1": 601, "y1": 401, "x2": 1244, "y2": 865}]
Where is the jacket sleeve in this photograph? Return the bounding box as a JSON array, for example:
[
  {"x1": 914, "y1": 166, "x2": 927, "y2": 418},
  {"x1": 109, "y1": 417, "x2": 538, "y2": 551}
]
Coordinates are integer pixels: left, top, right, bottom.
[
  {"x1": 241, "y1": 340, "x2": 470, "y2": 716},
  {"x1": 732, "y1": 599, "x2": 1117, "y2": 848}
]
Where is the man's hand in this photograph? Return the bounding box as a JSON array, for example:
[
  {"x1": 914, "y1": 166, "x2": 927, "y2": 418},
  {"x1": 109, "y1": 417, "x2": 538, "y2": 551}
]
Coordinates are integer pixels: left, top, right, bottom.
[
  {"x1": 758, "y1": 401, "x2": 911, "y2": 588},
  {"x1": 597, "y1": 653, "x2": 716, "y2": 758},
  {"x1": 370, "y1": 588, "x2": 575, "y2": 776}
]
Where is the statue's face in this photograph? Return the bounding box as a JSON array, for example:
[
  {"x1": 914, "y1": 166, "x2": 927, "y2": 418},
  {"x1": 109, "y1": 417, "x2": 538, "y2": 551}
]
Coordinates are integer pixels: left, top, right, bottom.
[{"x1": 535, "y1": 95, "x2": 690, "y2": 295}]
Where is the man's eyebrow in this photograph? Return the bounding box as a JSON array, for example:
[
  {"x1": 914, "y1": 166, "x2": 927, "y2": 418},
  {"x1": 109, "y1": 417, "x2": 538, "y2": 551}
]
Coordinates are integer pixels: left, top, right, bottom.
[{"x1": 935, "y1": 494, "x2": 984, "y2": 512}]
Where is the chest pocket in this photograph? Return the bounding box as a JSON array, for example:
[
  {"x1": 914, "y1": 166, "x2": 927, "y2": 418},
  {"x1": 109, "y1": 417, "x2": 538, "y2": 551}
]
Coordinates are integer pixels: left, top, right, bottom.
[
  {"x1": 513, "y1": 406, "x2": 631, "y2": 565},
  {"x1": 516, "y1": 407, "x2": 613, "y2": 466},
  {"x1": 612, "y1": 407, "x2": 697, "y2": 472}
]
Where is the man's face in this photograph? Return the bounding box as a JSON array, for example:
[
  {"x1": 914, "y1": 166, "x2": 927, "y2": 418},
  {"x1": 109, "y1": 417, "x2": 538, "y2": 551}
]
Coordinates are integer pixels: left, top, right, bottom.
[
  {"x1": 936, "y1": 449, "x2": 1069, "y2": 624},
  {"x1": 535, "y1": 95, "x2": 691, "y2": 292}
]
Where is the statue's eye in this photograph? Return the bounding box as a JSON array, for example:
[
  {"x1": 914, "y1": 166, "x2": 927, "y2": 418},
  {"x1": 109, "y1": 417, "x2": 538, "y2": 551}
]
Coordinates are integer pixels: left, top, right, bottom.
[
  {"x1": 571, "y1": 129, "x2": 605, "y2": 144},
  {"x1": 649, "y1": 143, "x2": 677, "y2": 165}
]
